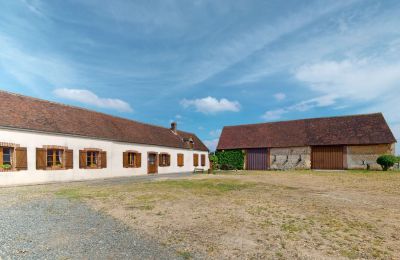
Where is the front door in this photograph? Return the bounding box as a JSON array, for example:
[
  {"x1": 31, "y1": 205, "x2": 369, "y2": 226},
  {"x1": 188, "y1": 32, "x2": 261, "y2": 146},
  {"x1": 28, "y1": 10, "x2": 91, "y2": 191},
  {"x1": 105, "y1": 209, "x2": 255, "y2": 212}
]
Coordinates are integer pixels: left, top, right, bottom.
[{"x1": 147, "y1": 153, "x2": 158, "y2": 174}]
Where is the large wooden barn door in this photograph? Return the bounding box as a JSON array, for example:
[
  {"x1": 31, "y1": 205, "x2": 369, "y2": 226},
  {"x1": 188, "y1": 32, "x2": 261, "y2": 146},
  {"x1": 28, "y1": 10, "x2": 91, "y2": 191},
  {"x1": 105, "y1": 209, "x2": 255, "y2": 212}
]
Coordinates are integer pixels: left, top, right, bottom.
[
  {"x1": 246, "y1": 148, "x2": 268, "y2": 170},
  {"x1": 311, "y1": 146, "x2": 344, "y2": 170}
]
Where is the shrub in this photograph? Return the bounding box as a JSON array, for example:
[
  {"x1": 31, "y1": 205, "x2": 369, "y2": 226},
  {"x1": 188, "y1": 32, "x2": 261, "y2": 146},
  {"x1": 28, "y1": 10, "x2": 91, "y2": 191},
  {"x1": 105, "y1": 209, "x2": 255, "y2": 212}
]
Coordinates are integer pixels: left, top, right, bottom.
[
  {"x1": 0, "y1": 164, "x2": 11, "y2": 170},
  {"x1": 376, "y1": 155, "x2": 397, "y2": 171},
  {"x1": 209, "y1": 154, "x2": 219, "y2": 170},
  {"x1": 216, "y1": 150, "x2": 244, "y2": 170}
]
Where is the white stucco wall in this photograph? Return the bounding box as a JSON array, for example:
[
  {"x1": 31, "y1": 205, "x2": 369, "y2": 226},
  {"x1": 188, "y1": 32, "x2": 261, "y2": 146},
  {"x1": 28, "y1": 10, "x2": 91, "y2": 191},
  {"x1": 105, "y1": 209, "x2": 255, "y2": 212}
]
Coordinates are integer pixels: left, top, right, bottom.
[{"x1": 0, "y1": 128, "x2": 209, "y2": 186}]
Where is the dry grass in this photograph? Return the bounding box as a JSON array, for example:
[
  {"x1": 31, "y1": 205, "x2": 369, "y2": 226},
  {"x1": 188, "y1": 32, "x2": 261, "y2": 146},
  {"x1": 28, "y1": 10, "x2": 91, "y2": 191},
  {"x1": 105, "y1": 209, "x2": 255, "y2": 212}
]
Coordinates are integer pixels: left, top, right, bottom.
[{"x1": 4, "y1": 170, "x2": 400, "y2": 259}]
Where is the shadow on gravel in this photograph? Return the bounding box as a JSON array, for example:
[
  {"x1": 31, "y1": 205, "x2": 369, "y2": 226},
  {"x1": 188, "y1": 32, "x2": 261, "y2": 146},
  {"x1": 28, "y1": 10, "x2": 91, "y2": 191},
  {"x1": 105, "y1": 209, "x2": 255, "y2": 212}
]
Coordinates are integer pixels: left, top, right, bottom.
[{"x1": 0, "y1": 198, "x2": 182, "y2": 260}]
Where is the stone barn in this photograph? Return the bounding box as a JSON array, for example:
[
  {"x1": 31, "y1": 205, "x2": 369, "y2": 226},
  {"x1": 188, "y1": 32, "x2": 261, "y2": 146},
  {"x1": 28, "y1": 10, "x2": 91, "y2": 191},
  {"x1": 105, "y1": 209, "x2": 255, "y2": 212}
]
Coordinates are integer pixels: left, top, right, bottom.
[{"x1": 217, "y1": 113, "x2": 396, "y2": 170}]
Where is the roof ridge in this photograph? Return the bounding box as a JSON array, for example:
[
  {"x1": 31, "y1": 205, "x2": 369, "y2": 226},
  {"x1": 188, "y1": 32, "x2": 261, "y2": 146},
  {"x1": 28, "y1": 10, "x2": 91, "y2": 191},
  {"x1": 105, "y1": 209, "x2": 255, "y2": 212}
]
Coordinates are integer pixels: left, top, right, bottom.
[
  {"x1": 0, "y1": 89, "x2": 190, "y2": 133},
  {"x1": 223, "y1": 113, "x2": 383, "y2": 128}
]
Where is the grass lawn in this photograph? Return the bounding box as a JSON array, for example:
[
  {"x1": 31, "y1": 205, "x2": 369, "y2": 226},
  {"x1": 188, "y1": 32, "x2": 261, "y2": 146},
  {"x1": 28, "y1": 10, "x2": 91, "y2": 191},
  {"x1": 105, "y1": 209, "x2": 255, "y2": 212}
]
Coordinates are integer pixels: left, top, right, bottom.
[{"x1": 4, "y1": 170, "x2": 400, "y2": 259}]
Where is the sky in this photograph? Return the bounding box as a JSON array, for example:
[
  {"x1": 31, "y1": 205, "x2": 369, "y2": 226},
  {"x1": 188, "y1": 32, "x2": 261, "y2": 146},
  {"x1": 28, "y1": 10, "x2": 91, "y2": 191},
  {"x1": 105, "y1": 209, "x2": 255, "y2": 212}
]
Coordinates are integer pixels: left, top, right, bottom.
[{"x1": 0, "y1": 0, "x2": 399, "y2": 153}]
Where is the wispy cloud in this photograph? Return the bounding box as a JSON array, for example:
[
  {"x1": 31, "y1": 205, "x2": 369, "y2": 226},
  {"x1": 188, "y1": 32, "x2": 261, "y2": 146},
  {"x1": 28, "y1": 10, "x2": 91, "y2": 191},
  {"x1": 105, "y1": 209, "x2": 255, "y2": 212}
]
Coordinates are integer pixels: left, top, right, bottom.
[
  {"x1": 0, "y1": 35, "x2": 78, "y2": 93},
  {"x1": 262, "y1": 95, "x2": 337, "y2": 120},
  {"x1": 203, "y1": 138, "x2": 219, "y2": 152},
  {"x1": 295, "y1": 59, "x2": 400, "y2": 102},
  {"x1": 53, "y1": 88, "x2": 133, "y2": 112},
  {"x1": 209, "y1": 129, "x2": 222, "y2": 138},
  {"x1": 273, "y1": 93, "x2": 286, "y2": 101},
  {"x1": 181, "y1": 97, "x2": 240, "y2": 114}
]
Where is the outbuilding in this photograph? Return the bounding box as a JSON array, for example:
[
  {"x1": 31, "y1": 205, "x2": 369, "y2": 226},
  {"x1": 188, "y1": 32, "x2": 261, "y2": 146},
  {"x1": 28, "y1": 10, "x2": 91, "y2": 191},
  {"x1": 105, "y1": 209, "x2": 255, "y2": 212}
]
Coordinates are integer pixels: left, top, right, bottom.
[
  {"x1": 0, "y1": 91, "x2": 209, "y2": 186},
  {"x1": 217, "y1": 114, "x2": 396, "y2": 170}
]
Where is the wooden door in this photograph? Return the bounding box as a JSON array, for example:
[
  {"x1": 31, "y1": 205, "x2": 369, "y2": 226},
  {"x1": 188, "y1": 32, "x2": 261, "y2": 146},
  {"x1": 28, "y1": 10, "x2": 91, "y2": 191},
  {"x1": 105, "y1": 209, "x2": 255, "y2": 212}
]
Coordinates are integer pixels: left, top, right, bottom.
[
  {"x1": 246, "y1": 148, "x2": 268, "y2": 170},
  {"x1": 147, "y1": 153, "x2": 158, "y2": 174},
  {"x1": 311, "y1": 146, "x2": 344, "y2": 170}
]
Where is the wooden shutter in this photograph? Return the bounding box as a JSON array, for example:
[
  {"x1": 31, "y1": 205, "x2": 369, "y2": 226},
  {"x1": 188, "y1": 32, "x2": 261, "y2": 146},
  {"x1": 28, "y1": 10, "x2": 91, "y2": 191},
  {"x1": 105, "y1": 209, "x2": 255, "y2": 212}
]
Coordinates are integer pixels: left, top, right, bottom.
[
  {"x1": 15, "y1": 147, "x2": 28, "y2": 170},
  {"x1": 135, "y1": 153, "x2": 141, "y2": 168},
  {"x1": 0, "y1": 148, "x2": 3, "y2": 166},
  {"x1": 167, "y1": 154, "x2": 170, "y2": 166},
  {"x1": 201, "y1": 154, "x2": 206, "y2": 166},
  {"x1": 159, "y1": 154, "x2": 163, "y2": 166},
  {"x1": 123, "y1": 152, "x2": 129, "y2": 168},
  {"x1": 79, "y1": 150, "x2": 86, "y2": 169},
  {"x1": 193, "y1": 154, "x2": 199, "y2": 167},
  {"x1": 177, "y1": 154, "x2": 183, "y2": 167},
  {"x1": 100, "y1": 151, "x2": 107, "y2": 168},
  {"x1": 65, "y1": 149, "x2": 73, "y2": 169},
  {"x1": 36, "y1": 148, "x2": 46, "y2": 170}
]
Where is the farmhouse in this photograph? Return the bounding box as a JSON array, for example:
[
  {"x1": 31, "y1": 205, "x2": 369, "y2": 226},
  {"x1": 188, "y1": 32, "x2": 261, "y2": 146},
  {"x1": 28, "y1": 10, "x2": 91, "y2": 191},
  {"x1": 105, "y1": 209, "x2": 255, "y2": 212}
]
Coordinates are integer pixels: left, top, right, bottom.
[
  {"x1": 217, "y1": 114, "x2": 396, "y2": 170},
  {"x1": 0, "y1": 91, "x2": 209, "y2": 186}
]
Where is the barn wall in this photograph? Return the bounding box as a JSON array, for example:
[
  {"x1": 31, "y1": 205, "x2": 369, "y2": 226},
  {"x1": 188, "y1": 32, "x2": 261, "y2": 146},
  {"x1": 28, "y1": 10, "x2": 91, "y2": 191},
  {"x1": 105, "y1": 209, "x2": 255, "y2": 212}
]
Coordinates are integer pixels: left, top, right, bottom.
[
  {"x1": 0, "y1": 128, "x2": 209, "y2": 186},
  {"x1": 269, "y1": 147, "x2": 311, "y2": 170},
  {"x1": 346, "y1": 143, "x2": 395, "y2": 170}
]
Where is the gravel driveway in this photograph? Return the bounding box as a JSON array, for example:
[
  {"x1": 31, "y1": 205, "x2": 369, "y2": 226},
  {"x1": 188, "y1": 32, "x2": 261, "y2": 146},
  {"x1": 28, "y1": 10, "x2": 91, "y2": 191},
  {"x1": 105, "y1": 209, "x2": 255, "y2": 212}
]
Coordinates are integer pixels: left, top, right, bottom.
[{"x1": 0, "y1": 174, "x2": 193, "y2": 259}]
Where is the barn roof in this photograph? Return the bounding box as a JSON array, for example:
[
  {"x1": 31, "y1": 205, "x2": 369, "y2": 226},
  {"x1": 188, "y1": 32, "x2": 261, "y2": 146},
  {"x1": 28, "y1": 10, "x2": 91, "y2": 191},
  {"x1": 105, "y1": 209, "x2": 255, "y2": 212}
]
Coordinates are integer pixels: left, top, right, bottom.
[
  {"x1": 217, "y1": 113, "x2": 396, "y2": 150},
  {"x1": 0, "y1": 91, "x2": 208, "y2": 151}
]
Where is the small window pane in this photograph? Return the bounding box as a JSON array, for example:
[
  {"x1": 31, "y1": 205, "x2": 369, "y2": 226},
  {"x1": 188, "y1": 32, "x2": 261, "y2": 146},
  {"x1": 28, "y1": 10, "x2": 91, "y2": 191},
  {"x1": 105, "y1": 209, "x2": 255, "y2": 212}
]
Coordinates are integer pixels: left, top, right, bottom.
[
  {"x1": 3, "y1": 148, "x2": 11, "y2": 165},
  {"x1": 47, "y1": 149, "x2": 54, "y2": 167}
]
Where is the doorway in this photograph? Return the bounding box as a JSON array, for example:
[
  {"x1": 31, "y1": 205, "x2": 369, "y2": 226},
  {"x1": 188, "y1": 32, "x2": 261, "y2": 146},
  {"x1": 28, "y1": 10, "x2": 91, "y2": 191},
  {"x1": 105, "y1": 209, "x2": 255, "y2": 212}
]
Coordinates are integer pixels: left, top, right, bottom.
[{"x1": 147, "y1": 152, "x2": 158, "y2": 174}]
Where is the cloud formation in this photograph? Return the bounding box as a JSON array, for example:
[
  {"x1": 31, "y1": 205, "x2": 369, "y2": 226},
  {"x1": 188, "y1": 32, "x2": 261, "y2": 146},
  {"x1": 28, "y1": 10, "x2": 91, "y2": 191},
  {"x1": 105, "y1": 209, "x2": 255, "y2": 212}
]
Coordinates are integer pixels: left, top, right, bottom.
[
  {"x1": 181, "y1": 97, "x2": 240, "y2": 114},
  {"x1": 273, "y1": 93, "x2": 286, "y2": 101},
  {"x1": 53, "y1": 88, "x2": 133, "y2": 112}
]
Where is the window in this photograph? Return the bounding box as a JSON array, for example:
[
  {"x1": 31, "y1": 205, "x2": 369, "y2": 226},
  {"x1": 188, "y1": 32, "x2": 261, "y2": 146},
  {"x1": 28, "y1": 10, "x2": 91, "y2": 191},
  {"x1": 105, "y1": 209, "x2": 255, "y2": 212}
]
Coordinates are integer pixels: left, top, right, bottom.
[
  {"x1": 86, "y1": 151, "x2": 99, "y2": 167},
  {"x1": 128, "y1": 153, "x2": 135, "y2": 167},
  {"x1": 3, "y1": 147, "x2": 12, "y2": 166},
  {"x1": 201, "y1": 154, "x2": 206, "y2": 166},
  {"x1": 159, "y1": 153, "x2": 170, "y2": 167},
  {"x1": 193, "y1": 153, "x2": 199, "y2": 167},
  {"x1": 47, "y1": 149, "x2": 63, "y2": 167},
  {"x1": 177, "y1": 153, "x2": 184, "y2": 167}
]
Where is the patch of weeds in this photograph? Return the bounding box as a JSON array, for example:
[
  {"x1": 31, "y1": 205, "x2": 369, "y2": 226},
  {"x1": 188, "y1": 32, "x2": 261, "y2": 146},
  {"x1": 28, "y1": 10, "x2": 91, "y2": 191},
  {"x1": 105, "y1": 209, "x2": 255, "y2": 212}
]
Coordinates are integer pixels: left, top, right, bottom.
[
  {"x1": 340, "y1": 248, "x2": 359, "y2": 259},
  {"x1": 246, "y1": 206, "x2": 269, "y2": 216},
  {"x1": 55, "y1": 189, "x2": 82, "y2": 199},
  {"x1": 177, "y1": 250, "x2": 192, "y2": 260},
  {"x1": 259, "y1": 219, "x2": 273, "y2": 229},
  {"x1": 148, "y1": 179, "x2": 256, "y2": 194},
  {"x1": 126, "y1": 204, "x2": 155, "y2": 211},
  {"x1": 281, "y1": 219, "x2": 307, "y2": 234}
]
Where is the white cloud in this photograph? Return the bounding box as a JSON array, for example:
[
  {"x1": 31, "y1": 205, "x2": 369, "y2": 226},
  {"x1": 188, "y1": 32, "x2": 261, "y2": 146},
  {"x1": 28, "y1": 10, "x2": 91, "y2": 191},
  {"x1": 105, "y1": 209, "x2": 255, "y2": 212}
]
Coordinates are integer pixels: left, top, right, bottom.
[
  {"x1": 203, "y1": 138, "x2": 219, "y2": 152},
  {"x1": 262, "y1": 94, "x2": 337, "y2": 121},
  {"x1": 262, "y1": 109, "x2": 287, "y2": 121},
  {"x1": 273, "y1": 93, "x2": 286, "y2": 101},
  {"x1": 209, "y1": 129, "x2": 222, "y2": 138},
  {"x1": 295, "y1": 59, "x2": 400, "y2": 101},
  {"x1": 181, "y1": 96, "x2": 240, "y2": 114},
  {"x1": 53, "y1": 88, "x2": 133, "y2": 112}
]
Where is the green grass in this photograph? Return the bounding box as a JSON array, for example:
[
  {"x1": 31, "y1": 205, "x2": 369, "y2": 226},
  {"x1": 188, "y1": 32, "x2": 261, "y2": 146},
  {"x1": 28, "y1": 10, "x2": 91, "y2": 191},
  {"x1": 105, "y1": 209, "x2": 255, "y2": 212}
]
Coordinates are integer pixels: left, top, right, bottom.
[{"x1": 145, "y1": 179, "x2": 256, "y2": 193}]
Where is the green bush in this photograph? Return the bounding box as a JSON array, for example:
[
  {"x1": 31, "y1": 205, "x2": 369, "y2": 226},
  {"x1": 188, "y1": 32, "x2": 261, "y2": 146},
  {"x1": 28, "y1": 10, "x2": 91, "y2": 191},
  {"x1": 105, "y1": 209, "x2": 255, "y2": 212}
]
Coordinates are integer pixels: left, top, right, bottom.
[
  {"x1": 376, "y1": 155, "x2": 397, "y2": 171},
  {"x1": 209, "y1": 154, "x2": 219, "y2": 170},
  {"x1": 216, "y1": 150, "x2": 244, "y2": 170}
]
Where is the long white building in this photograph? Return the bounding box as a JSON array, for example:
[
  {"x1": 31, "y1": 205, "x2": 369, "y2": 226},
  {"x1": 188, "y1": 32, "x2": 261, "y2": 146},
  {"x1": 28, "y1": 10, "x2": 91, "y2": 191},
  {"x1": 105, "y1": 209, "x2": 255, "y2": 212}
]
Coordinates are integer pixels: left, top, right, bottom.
[{"x1": 0, "y1": 91, "x2": 209, "y2": 186}]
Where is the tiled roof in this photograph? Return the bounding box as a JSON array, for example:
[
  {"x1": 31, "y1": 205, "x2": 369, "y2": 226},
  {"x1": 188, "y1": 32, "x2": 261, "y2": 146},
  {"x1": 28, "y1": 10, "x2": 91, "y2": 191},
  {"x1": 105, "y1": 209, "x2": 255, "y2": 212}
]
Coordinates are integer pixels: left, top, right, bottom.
[
  {"x1": 0, "y1": 91, "x2": 208, "y2": 151},
  {"x1": 217, "y1": 113, "x2": 396, "y2": 150}
]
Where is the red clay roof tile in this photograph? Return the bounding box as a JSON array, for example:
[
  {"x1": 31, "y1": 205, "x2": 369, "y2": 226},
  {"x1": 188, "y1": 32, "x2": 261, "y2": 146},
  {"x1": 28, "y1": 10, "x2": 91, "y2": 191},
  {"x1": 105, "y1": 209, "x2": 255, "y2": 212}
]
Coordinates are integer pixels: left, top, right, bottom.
[
  {"x1": 0, "y1": 91, "x2": 208, "y2": 151},
  {"x1": 217, "y1": 113, "x2": 396, "y2": 150}
]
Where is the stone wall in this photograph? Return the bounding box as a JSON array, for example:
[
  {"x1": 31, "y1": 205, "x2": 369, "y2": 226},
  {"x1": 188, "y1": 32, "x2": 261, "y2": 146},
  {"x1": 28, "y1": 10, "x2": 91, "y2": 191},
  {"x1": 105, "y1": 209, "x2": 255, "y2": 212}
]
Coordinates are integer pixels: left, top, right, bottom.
[
  {"x1": 269, "y1": 147, "x2": 311, "y2": 170},
  {"x1": 346, "y1": 143, "x2": 395, "y2": 170}
]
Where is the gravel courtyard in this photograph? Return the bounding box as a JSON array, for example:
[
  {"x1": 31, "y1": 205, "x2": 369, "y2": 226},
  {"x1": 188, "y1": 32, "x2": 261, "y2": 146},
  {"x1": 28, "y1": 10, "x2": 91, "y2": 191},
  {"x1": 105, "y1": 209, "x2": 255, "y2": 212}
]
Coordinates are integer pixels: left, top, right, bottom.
[{"x1": 0, "y1": 174, "x2": 191, "y2": 260}]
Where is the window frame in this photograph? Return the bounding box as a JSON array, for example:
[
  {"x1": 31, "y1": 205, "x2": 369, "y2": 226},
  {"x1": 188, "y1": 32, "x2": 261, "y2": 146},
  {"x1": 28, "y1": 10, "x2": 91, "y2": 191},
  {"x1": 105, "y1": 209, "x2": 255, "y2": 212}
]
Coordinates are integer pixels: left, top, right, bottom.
[
  {"x1": 159, "y1": 153, "x2": 170, "y2": 167},
  {"x1": 46, "y1": 149, "x2": 64, "y2": 168},
  {"x1": 86, "y1": 151, "x2": 99, "y2": 168}
]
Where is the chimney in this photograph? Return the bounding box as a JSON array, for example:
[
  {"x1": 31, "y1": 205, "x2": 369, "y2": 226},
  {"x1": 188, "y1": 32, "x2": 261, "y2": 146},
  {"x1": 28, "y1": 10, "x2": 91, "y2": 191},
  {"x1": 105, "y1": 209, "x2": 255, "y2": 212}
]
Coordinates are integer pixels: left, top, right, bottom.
[{"x1": 170, "y1": 122, "x2": 177, "y2": 133}]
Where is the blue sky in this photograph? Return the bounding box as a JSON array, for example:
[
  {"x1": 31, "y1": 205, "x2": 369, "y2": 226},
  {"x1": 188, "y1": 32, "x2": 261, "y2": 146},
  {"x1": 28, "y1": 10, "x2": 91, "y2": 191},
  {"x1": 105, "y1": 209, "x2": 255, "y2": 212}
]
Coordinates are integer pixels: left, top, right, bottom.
[{"x1": 0, "y1": 0, "x2": 399, "y2": 152}]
